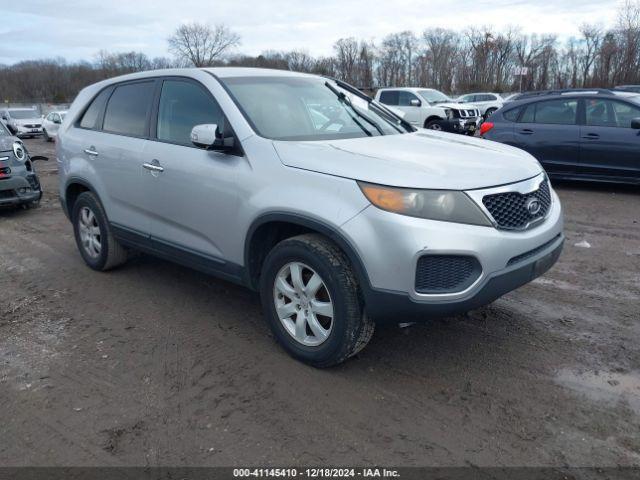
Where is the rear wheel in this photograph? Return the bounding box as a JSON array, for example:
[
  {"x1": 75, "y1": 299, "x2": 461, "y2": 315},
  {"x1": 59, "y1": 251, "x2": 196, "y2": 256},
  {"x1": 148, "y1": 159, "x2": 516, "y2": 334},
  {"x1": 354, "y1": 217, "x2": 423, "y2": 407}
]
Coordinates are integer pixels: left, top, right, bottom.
[
  {"x1": 260, "y1": 234, "x2": 374, "y2": 367},
  {"x1": 72, "y1": 191, "x2": 128, "y2": 271}
]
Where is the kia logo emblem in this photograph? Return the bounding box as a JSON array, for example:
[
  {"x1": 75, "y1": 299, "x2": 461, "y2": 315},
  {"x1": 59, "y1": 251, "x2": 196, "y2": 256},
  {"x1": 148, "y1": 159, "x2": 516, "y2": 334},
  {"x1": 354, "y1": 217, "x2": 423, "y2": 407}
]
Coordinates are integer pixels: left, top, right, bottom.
[{"x1": 526, "y1": 197, "x2": 541, "y2": 215}]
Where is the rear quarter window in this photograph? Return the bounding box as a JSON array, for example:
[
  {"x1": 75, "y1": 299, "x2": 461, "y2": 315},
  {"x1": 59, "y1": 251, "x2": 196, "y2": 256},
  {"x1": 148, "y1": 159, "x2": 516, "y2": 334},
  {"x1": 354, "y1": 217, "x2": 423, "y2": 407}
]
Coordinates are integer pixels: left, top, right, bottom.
[{"x1": 79, "y1": 88, "x2": 112, "y2": 130}]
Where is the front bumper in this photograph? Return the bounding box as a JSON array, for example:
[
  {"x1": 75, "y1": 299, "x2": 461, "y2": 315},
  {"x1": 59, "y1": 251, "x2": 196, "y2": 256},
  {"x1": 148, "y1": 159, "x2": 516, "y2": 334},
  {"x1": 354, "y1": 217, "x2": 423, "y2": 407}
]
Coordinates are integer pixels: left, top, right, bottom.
[
  {"x1": 0, "y1": 175, "x2": 42, "y2": 206},
  {"x1": 443, "y1": 117, "x2": 482, "y2": 134},
  {"x1": 16, "y1": 125, "x2": 43, "y2": 137},
  {"x1": 341, "y1": 187, "x2": 563, "y2": 322}
]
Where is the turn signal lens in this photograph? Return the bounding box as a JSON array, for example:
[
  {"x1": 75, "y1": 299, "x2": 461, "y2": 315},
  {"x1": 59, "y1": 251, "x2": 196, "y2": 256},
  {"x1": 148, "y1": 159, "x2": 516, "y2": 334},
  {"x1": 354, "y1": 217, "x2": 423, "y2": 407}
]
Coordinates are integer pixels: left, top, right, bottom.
[
  {"x1": 359, "y1": 185, "x2": 406, "y2": 212},
  {"x1": 479, "y1": 122, "x2": 494, "y2": 136}
]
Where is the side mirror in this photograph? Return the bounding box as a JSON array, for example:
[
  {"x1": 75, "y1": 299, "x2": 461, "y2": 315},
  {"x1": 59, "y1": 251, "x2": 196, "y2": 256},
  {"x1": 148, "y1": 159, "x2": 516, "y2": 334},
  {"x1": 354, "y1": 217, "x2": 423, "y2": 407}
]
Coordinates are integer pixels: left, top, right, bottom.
[
  {"x1": 190, "y1": 124, "x2": 234, "y2": 151},
  {"x1": 631, "y1": 118, "x2": 640, "y2": 129},
  {"x1": 410, "y1": 99, "x2": 421, "y2": 107}
]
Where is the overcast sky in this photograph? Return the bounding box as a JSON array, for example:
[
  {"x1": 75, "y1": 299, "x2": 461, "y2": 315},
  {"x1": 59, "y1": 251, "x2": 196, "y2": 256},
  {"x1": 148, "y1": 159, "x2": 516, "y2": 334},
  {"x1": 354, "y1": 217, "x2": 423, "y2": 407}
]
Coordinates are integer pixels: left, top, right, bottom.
[{"x1": 0, "y1": 0, "x2": 622, "y2": 65}]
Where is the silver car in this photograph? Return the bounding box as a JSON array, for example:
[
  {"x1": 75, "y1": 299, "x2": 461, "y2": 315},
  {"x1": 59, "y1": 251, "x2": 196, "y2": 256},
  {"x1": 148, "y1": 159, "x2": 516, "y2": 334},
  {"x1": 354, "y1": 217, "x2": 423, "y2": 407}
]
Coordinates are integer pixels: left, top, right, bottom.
[{"x1": 57, "y1": 68, "x2": 564, "y2": 367}]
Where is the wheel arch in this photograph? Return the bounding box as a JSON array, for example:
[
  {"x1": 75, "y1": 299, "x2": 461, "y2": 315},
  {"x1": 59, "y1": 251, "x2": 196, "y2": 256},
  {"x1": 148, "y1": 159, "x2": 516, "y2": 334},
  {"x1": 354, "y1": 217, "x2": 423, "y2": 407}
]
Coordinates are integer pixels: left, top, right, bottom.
[
  {"x1": 63, "y1": 177, "x2": 97, "y2": 219},
  {"x1": 244, "y1": 212, "x2": 372, "y2": 294},
  {"x1": 424, "y1": 115, "x2": 443, "y2": 127}
]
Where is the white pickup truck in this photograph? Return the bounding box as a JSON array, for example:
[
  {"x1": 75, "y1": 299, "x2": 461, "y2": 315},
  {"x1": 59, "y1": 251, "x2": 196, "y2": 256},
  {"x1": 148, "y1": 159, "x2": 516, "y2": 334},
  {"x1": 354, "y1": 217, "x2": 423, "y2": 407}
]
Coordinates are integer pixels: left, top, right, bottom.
[{"x1": 375, "y1": 87, "x2": 481, "y2": 135}]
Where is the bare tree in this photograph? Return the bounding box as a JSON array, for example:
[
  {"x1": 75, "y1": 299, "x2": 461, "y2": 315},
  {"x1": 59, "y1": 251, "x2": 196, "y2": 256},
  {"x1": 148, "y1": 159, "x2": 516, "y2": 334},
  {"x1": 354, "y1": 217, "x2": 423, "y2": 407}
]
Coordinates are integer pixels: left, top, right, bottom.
[{"x1": 168, "y1": 23, "x2": 240, "y2": 67}]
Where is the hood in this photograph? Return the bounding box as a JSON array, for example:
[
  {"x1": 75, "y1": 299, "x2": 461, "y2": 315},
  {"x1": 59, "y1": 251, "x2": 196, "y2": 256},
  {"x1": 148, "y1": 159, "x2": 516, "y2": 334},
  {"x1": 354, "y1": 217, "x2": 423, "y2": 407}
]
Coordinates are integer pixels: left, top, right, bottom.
[
  {"x1": 273, "y1": 131, "x2": 542, "y2": 190},
  {"x1": 437, "y1": 102, "x2": 479, "y2": 111}
]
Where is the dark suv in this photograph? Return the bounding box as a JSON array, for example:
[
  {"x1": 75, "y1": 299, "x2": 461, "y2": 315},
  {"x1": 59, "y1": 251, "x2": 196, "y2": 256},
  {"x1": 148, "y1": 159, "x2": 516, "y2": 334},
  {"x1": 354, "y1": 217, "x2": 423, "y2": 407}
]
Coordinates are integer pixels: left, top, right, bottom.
[{"x1": 481, "y1": 90, "x2": 640, "y2": 184}]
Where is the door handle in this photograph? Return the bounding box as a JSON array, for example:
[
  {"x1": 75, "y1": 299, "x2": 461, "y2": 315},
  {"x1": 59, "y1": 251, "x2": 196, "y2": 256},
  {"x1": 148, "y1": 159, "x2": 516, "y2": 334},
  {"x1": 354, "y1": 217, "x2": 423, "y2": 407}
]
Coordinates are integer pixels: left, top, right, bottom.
[
  {"x1": 84, "y1": 147, "x2": 99, "y2": 156},
  {"x1": 581, "y1": 133, "x2": 600, "y2": 140},
  {"x1": 142, "y1": 162, "x2": 164, "y2": 173},
  {"x1": 518, "y1": 129, "x2": 534, "y2": 135}
]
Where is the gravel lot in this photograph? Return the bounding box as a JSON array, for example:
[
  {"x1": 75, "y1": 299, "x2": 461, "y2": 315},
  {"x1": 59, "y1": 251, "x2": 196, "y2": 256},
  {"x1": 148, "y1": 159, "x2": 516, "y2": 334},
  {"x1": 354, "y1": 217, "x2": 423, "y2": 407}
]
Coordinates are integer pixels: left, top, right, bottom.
[{"x1": 1, "y1": 138, "x2": 639, "y2": 467}]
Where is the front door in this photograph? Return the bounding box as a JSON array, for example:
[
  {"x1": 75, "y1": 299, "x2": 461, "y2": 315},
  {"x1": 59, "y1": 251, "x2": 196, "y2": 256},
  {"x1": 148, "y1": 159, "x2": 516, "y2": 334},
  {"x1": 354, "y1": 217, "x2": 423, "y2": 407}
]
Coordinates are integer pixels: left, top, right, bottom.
[
  {"x1": 580, "y1": 97, "x2": 640, "y2": 181},
  {"x1": 143, "y1": 78, "x2": 241, "y2": 271}
]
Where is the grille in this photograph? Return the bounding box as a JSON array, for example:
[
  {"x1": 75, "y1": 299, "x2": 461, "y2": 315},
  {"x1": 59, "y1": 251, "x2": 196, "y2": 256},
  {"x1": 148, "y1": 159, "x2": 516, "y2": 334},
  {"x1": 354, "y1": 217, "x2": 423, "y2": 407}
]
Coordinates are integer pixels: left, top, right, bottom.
[
  {"x1": 24, "y1": 124, "x2": 41, "y2": 129},
  {"x1": 482, "y1": 180, "x2": 551, "y2": 230},
  {"x1": 0, "y1": 189, "x2": 15, "y2": 199},
  {"x1": 415, "y1": 255, "x2": 481, "y2": 294},
  {"x1": 507, "y1": 234, "x2": 562, "y2": 266}
]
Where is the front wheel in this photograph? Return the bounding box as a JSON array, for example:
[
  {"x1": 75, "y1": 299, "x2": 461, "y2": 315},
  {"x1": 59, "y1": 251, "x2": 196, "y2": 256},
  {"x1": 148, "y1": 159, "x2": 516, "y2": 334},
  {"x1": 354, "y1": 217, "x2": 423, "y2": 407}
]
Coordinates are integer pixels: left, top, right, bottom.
[
  {"x1": 425, "y1": 119, "x2": 443, "y2": 130},
  {"x1": 260, "y1": 234, "x2": 374, "y2": 367},
  {"x1": 43, "y1": 129, "x2": 51, "y2": 142}
]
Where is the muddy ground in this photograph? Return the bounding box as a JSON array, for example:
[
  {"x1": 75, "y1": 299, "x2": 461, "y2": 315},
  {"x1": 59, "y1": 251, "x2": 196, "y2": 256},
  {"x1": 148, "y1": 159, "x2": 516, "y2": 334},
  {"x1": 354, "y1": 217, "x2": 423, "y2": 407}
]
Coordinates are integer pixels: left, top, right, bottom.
[{"x1": 0, "y1": 138, "x2": 638, "y2": 467}]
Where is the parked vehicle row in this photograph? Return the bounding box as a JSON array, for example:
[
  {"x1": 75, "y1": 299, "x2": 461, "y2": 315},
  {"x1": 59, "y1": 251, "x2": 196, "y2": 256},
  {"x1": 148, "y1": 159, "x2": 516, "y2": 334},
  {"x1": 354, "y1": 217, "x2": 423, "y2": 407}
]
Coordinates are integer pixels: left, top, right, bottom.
[
  {"x1": 481, "y1": 89, "x2": 640, "y2": 185},
  {"x1": 57, "y1": 68, "x2": 563, "y2": 367}
]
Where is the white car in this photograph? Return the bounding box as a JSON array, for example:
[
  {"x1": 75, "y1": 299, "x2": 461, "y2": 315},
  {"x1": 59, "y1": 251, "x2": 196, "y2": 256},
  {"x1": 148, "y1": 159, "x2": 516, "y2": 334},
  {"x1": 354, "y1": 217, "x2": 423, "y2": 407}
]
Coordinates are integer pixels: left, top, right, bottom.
[
  {"x1": 375, "y1": 87, "x2": 481, "y2": 135},
  {"x1": 42, "y1": 111, "x2": 67, "y2": 142},
  {"x1": 0, "y1": 108, "x2": 43, "y2": 138},
  {"x1": 457, "y1": 92, "x2": 503, "y2": 118}
]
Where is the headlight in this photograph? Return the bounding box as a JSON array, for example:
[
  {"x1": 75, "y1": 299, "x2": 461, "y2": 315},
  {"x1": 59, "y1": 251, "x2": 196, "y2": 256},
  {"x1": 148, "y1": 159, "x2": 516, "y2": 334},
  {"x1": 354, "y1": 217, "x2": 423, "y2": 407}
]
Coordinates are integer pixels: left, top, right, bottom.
[
  {"x1": 358, "y1": 182, "x2": 492, "y2": 226},
  {"x1": 13, "y1": 141, "x2": 26, "y2": 162},
  {"x1": 444, "y1": 109, "x2": 453, "y2": 119}
]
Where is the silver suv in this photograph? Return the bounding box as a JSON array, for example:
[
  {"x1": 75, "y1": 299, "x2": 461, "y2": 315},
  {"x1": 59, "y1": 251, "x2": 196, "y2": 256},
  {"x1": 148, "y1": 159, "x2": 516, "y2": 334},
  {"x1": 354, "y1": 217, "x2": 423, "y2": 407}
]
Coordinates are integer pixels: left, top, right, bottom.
[{"x1": 57, "y1": 68, "x2": 564, "y2": 367}]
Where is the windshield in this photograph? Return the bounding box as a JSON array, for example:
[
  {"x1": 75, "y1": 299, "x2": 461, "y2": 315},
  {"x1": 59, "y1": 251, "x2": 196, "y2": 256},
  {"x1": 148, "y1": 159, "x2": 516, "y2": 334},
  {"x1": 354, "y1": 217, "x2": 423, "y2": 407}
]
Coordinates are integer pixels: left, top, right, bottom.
[
  {"x1": 9, "y1": 110, "x2": 38, "y2": 119},
  {"x1": 418, "y1": 90, "x2": 450, "y2": 104},
  {"x1": 222, "y1": 76, "x2": 408, "y2": 141}
]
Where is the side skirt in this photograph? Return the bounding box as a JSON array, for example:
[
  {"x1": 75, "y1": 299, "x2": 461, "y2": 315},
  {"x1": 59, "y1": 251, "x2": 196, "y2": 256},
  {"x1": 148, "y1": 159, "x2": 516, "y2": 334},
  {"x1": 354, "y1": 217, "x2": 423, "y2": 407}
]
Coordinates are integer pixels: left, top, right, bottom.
[{"x1": 111, "y1": 223, "x2": 247, "y2": 287}]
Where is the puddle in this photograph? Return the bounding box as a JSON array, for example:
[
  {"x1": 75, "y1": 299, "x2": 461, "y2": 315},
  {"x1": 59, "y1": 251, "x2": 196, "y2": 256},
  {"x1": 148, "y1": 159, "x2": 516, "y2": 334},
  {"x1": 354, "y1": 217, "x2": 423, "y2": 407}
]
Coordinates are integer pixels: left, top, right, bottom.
[{"x1": 556, "y1": 369, "x2": 640, "y2": 415}]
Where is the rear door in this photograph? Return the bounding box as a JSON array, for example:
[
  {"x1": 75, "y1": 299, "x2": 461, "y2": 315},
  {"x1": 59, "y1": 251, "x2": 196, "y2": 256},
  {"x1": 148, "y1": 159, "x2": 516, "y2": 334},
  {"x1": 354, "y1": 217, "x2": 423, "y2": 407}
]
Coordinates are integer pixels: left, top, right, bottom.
[
  {"x1": 80, "y1": 80, "x2": 156, "y2": 236},
  {"x1": 143, "y1": 78, "x2": 241, "y2": 268},
  {"x1": 579, "y1": 97, "x2": 640, "y2": 181},
  {"x1": 512, "y1": 97, "x2": 580, "y2": 175}
]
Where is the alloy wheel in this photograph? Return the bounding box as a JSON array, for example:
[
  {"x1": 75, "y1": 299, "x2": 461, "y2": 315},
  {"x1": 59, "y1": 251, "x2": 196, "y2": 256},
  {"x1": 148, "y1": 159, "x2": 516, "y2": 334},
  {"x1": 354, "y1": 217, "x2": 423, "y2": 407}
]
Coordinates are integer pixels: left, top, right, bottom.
[
  {"x1": 273, "y1": 261, "x2": 334, "y2": 347},
  {"x1": 78, "y1": 206, "x2": 102, "y2": 258}
]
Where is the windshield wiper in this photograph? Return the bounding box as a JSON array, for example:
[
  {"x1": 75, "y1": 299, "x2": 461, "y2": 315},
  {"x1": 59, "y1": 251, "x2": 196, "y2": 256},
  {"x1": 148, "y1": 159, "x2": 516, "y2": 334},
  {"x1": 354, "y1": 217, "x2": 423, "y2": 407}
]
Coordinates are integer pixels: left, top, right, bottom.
[
  {"x1": 330, "y1": 79, "x2": 414, "y2": 133},
  {"x1": 324, "y1": 81, "x2": 384, "y2": 136}
]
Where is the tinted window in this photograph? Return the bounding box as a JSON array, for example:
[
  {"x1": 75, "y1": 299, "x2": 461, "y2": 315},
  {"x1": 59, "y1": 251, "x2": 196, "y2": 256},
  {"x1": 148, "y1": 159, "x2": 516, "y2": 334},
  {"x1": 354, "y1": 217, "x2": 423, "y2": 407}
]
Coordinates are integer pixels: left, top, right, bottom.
[
  {"x1": 398, "y1": 91, "x2": 420, "y2": 107},
  {"x1": 611, "y1": 100, "x2": 640, "y2": 127},
  {"x1": 79, "y1": 88, "x2": 112, "y2": 129},
  {"x1": 103, "y1": 82, "x2": 155, "y2": 137},
  {"x1": 519, "y1": 104, "x2": 535, "y2": 123},
  {"x1": 157, "y1": 80, "x2": 223, "y2": 145},
  {"x1": 520, "y1": 99, "x2": 577, "y2": 125},
  {"x1": 379, "y1": 91, "x2": 399, "y2": 106},
  {"x1": 503, "y1": 107, "x2": 520, "y2": 122},
  {"x1": 535, "y1": 99, "x2": 577, "y2": 125},
  {"x1": 585, "y1": 99, "x2": 613, "y2": 127}
]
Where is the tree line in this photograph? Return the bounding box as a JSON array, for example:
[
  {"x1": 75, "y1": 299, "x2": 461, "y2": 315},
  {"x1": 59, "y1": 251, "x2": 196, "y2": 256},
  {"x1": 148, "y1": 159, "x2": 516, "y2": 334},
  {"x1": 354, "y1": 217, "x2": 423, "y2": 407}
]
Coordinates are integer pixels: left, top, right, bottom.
[{"x1": 1, "y1": 1, "x2": 639, "y2": 103}]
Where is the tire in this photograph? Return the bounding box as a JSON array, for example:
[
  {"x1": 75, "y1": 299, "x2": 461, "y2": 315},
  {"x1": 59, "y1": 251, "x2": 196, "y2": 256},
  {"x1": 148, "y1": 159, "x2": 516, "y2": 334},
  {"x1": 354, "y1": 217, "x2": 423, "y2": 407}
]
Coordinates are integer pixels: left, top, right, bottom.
[
  {"x1": 425, "y1": 119, "x2": 443, "y2": 130},
  {"x1": 259, "y1": 233, "x2": 374, "y2": 367},
  {"x1": 72, "y1": 191, "x2": 128, "y2": 271},
  {"x1": 43, "y1": 129, "x2": 51, "y2": 142}
]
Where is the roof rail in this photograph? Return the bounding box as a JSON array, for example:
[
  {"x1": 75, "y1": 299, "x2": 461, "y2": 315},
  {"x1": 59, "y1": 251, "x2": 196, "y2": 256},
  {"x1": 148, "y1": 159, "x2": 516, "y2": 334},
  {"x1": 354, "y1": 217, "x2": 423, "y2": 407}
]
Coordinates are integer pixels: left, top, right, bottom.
[{"x1": 516, "y1": 88, "x2": 612, "y2": 99}]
